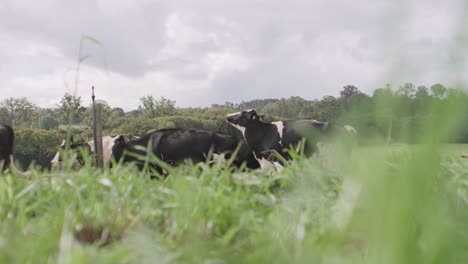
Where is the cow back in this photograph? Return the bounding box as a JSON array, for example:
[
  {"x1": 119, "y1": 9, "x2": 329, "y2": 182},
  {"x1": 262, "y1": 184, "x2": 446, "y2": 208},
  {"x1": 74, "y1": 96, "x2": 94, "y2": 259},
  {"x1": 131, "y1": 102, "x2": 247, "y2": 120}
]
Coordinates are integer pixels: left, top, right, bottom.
[{"x1": 151, "y1": 129, "x2": 226, "y2": 164}]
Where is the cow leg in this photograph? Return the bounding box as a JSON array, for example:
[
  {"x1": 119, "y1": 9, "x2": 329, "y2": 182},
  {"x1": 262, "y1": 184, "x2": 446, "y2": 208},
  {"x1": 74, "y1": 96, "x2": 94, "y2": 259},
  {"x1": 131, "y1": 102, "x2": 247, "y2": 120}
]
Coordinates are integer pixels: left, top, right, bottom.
[
  {"x1": 4, "y1": 155, "x2": 12, "y2": 171},
  {"x1": 8, "y1": 155, "x2": 31, "y2": 177},
  {"x1": 273, "y1": 161, "x2": 284, "y2": 172},
  {"x1": 138, "y1": 159, "x2": 166, "y2": 180},
  {"x1": 149, "y1": 164, "x2": 167, "y2": 179},
  {"x1": 252, "y1": 151, "x2": 285, "y2": 172},
  {"x1": 0, "y1": 160, "x2": 4, "y2": 172}
]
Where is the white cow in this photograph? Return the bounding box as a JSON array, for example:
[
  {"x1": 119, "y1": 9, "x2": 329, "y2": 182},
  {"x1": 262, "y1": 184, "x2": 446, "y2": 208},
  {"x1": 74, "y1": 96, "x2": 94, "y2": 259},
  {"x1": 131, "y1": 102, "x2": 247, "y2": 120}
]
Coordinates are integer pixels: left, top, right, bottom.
[{"x1": 51, "y1": 135, "x2": 138, "y2": 168}]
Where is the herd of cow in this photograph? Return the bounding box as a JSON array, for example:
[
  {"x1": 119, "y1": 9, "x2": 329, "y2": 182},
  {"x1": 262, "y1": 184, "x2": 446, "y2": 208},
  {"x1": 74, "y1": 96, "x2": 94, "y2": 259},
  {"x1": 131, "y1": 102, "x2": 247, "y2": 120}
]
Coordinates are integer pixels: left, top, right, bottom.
[{"x1": 1, "y1": 109, "x2": 358, "y2": 176}]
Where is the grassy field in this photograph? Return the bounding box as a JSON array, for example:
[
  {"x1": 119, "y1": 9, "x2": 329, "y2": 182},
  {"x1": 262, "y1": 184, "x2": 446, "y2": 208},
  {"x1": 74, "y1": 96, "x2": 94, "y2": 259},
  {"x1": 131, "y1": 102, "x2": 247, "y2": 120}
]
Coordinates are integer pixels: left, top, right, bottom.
[{"x1": 0, "y1": 142, "x2": 467, "y2": 264}]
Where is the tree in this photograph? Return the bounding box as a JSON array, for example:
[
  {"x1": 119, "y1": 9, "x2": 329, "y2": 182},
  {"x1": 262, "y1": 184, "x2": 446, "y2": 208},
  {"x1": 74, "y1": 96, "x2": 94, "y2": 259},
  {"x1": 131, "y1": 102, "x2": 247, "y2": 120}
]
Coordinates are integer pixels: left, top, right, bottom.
[
  {"x1": 223, "y1": 102, "x2": 236, "y2": 109},
  {"x1": 394, "y1": 83, "x2": 415, "y2": 119},
  {"x1": 57, "y1": 93, "x2": 83, "y2": 124},
  {"x1": 155, "y1": 97, "x2": 176, "y2": 116},
  {"x1": 262, "y1": 98, "x2": 290, "y2": 117},
  {"x1": 139, "y1": 96, "x2": 176, "y2": 118},
  {"x1": 262, "y1": 102, "x2": 281, "y2": 117},
  {"x1": 0, "y1": 97, "x2": 37, "y2": 127},
  {"x1": 346, "y1": 93, "x2": 373, "y2": 113},
  {"x1": 139, "y1": 95, "x2": 157, "y2": 118},
  {"x1": 0, "y1": 108, "x2": 9, "y2": 124},
  {"x1": 430, "y1": 84, "x2": 447, "y2": 100},
  {"x1": 38, "y1": 115, "x2": 59, "y2": 130},
  {"x1": 339, "y1": 85, "x2": 362, "y2": 111},
  {"x1": 373, "y1": 85, "x2": 395, "y2": 144},
  {"x1": 82, "y1": 100, "x2": 113, "y2": 129},
  {"x1": 340, "y1": 85, "x2": 360, "y2": 100},
  {"x1": 126, "y1": 110, "x2": 140, "y2": 117},
  {"x1": 396, "y1": 83, "x2": 416, "y2": 98},
  {"x1": 237, "y1": 99, "x2": 279, "y2": 111},
  {"x1": 285, "y1": 96, "x2": 309, "y2": 118},
  {"x1": 111, "y1": 107, "x2": 125, "y2": 118},
  {"x1": 315, "y1": 96, "x2": 341, "y2": 121},
  {"x1": 415, "y1": 85, "x2": 429, "y2": 98},
  {"x1": 413, "y1": 86, "x2": 431, "y2": 115}
]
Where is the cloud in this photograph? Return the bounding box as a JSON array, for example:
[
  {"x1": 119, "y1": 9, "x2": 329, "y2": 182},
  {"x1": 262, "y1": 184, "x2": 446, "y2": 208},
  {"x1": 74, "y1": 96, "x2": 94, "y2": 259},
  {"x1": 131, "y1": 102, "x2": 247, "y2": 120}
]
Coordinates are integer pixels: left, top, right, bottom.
[{"x1": 0, "y1": 0, "x2": 466, "y2": 110}]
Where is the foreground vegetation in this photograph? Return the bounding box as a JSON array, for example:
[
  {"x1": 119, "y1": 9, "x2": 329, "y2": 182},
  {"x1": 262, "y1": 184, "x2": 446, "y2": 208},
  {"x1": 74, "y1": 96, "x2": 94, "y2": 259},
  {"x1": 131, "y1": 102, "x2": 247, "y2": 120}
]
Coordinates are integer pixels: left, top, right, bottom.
[
  {"x1": 2, "y1": 84, "x2": 468, "y2": 263},
  {"x1": 1, "y1": 141, "x2": 467, "y2": 263}
]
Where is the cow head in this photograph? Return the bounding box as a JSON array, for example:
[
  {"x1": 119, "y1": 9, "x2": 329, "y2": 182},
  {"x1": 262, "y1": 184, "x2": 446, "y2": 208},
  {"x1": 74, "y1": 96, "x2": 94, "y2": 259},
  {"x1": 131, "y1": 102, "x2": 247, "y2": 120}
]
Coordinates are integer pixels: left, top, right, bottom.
[
  {"x1": 226, "y1": 109, "x2": 264, "y2": 129},
  {"x1": 110, "y1": 136, "x2": 127, "y2": 165},
  {"x1": 50, "y1": 140, "x2": 66, "y2": 168}
]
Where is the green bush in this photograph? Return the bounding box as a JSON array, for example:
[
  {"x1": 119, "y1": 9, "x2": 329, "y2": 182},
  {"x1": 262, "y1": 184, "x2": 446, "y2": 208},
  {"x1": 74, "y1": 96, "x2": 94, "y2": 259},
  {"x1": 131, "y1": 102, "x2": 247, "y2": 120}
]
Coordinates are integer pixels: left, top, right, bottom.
[
  {"x1": 14, "y1": 128, "x2": 63, "y2": 169},
  {"x1": 38, "y1": 115, "x2": 59, "y2": 130}
]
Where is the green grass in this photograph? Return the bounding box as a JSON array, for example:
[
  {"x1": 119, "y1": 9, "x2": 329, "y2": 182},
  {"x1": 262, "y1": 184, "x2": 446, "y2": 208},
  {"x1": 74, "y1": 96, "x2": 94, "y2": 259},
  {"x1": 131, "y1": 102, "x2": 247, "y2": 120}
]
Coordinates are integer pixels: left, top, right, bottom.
[{"x1": 1, "y1": 141, "x2": 467, "y2": 264}]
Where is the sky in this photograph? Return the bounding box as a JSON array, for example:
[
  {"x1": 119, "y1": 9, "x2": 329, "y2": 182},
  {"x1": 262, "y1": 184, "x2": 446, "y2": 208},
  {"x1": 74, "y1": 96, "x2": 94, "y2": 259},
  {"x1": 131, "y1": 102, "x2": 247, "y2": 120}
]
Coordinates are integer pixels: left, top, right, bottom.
[{"x1": 0, "y1": 0, "x2": 467, "y2": 110}]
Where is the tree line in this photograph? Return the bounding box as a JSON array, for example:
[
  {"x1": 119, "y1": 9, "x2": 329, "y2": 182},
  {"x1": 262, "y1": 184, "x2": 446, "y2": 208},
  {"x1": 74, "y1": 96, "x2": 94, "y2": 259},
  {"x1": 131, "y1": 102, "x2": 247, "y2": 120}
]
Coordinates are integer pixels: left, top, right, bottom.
[{"x1": 2, "y1": 82, "x2": 468, "y2": 169}]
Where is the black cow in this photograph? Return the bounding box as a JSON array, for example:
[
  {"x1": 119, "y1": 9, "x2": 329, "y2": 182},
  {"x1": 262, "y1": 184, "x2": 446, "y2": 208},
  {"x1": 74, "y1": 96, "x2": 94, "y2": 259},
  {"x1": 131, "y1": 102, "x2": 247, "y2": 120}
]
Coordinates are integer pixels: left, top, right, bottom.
[
  {"x1": 0, "y1": 124, "x2": 32, "y2": 176},
  {"x1": 111, "y1": 128, "x2": 260, "y2": 176},
  {"x1": 0, "y1": 124, "x2": 14, "y2": 172},
  {"x1": 226, "y1": 109, "x2": 357, "y2": 169}
]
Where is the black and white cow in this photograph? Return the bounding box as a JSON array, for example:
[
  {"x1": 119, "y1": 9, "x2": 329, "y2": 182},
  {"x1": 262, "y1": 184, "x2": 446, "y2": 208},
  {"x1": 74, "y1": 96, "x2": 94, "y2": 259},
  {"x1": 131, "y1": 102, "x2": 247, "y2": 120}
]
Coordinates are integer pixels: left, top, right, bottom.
[
  {"x1": 110, "y1": 128, "x2": 260, "y2": 176},
  {"x1": 226, "y1": 109, "x2": 357, "y2": 169},
  {"x1": 0, "y1": 124, "x2": 30, "y2": 176},
  {"x1": 50, "y1": 138, "x2": 92, "y2": 168},
  {"x1": 88, "y1": 135, "x2": 139, "y2": 166},
  {"x1": 0, "y1": 124, "x2": 14, "y2": 172},
  {"x1": 51, "y1": 135, "x2": 138, "y2": 168}
]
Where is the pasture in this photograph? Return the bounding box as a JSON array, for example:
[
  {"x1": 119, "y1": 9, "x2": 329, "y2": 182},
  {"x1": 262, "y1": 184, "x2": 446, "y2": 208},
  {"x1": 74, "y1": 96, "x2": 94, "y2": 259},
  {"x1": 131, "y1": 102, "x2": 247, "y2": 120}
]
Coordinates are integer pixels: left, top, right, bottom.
[{"x1": 0, "y1": 143, "x2": 467, "y2": 264}]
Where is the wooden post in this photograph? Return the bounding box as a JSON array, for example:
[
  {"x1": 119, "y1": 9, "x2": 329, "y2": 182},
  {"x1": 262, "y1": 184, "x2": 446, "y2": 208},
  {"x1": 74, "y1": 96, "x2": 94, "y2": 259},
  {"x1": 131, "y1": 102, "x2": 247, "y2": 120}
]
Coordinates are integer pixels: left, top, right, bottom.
[
  {"x1": 96, "y1": 106, "x2": 104, "y2": 168},
  {"x1": 92, "y1": 86, "x2": 104, "y2": 169}
]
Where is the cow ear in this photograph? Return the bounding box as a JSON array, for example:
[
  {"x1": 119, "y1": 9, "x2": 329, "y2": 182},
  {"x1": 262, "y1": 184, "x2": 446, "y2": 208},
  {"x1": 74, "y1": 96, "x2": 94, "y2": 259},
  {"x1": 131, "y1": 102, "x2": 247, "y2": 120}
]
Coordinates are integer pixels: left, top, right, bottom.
[
  {"x1": 259, "y1": 115, "x2": 265, "y2": 122},
  {"x1": 250, "y1": 110, "x2": 259, "y2": 120},
  {"x1": 115, "y1": 135, "x2": 126, "y2": 145}
]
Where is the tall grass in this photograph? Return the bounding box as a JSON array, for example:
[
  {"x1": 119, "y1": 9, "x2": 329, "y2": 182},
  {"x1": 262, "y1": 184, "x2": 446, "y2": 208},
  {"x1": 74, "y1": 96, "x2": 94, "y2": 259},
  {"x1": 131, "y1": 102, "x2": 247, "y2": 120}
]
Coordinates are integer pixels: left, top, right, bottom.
[{"x1": 1, "y1": 97, "x2": 468, "y2": 263}]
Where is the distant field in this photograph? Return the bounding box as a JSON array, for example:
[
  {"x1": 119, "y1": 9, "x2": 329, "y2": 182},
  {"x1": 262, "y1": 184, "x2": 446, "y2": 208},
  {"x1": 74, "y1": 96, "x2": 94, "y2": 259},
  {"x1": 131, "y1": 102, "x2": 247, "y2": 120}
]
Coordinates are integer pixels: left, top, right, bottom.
[{"x1": 0, "y1": 143, "x2": 467, "y2": 263}]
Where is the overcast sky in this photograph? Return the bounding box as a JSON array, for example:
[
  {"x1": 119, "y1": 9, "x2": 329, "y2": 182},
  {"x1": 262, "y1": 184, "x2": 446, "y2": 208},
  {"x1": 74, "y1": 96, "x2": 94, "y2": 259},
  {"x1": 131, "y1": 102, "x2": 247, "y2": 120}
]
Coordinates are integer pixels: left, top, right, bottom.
[{"x1": 1, "y1": 0, "x2": 467, "y2": 110}]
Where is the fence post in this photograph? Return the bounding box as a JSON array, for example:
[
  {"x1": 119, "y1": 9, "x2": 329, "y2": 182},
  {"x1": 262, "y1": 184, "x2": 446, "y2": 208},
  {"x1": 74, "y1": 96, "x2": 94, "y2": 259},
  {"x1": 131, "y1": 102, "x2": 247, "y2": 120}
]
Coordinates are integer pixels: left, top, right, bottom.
[
  {"x1": 96, "y1": 107, "x2": 104, "y2": 168},
  {"x1": 92, "y1": 86, "x2": 104, "y2": 168}
]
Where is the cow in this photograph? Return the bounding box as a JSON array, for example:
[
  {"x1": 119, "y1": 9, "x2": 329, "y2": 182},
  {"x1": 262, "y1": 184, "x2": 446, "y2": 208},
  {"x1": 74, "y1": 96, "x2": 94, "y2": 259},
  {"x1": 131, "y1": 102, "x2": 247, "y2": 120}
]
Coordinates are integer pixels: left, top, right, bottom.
[
  {"x1": 0, "y1": 124, "x2": 31, "y2": 176},
  {"x1": 226, "y1": 109, "x2": 357, "y2": 169},
  {"x1": 51, "y1": 135, "x2": 138, "y2": 168},
  {"x1": 110, "y1": 128, "x2": 260, "y2": 177},
  {"x1": 50, "y1": 138, "x2": 92, "y2": 168},
  {"x1": 0, "y1": 124, "x2": 15, "y2": 172},
  {"x1": 88, "y1": 135, "x2": 139, "y2": 166}
]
